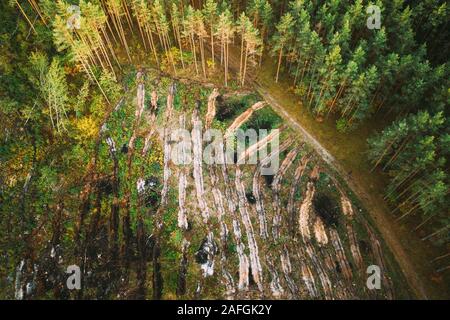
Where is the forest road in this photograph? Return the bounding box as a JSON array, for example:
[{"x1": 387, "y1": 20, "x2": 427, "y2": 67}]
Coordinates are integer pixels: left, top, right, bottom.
[
  {"x1": 253, "y1": 81, "x2": 428, "y2": 300},
  {"x1": 207, "y1": 44, "x2": 438, "y2": 299}
]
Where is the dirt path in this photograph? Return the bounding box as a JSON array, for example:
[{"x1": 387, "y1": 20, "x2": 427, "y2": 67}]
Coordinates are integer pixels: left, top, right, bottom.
[
  {"x1": 254, "y1": 84, "x2": 430, "y2": 298},
  {"x1": 252, "y1": 72, "x2": 450, "y2": 299},
  {"x1": 155, "y1": 44, "x2": 447, "y2": 298},
  {"x1": 217, "y1": 45, "x2": 449, "y2": 299},
  {"x1": 254, "y1": 84, "x2": 335, "y2": 165}
]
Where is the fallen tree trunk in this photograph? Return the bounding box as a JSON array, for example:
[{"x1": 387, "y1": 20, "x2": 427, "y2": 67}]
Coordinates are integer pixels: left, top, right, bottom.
[
  {"x1": 216, "y1": 140, "x2": 249, "y2": 291},
  {"x1": 237, "y1": 125, "x2": 286, "y2": 164},
  {"x1": 251, "y1": 132, "x2": 292, "y2": 239},
  {"x1": 192, "y1": 107, "x2": 210, "y2": 223},
  {"x1": 329, "y1": 229, "x2": 353, "y2": 282},
  {"x1": 305, "y1": 243, "x2": 333, "y2": 299},
  {"x1": 298, "y1": 182, "x2": 315, "y2": 241},
  {"x1": 177, "y1": 114, "x2": 189, "y2": 230},
  {"x1": 151, "y1": 84, "x2": 176, "y2": 300},
  {"x1": 224, "y1": 101, "x2": 266, "y2": 140},
  {"x1": 287, "y1": 155, "x2": 310, "y2": 236},
  {"x1": 266, "y1": 252, "x2": 284, "y2": 297},
  {"x1": 313, "y1": 217, "x2": 329, "y2": 245},
  {"x1": 235, "y1": 166, "x2": 263, "y2": 292},
  {"x1": 210, "y1": 167, "x2": 235, "y2": 296},
  {"x1": 280, "y1": 245, "x2": 298, "y2": 298},
  {"x1": 271, "y1": 147, "x2": 299, "y2": 239},
  {"x1": 252, "y1": 166, "x2": 269, "y2": 239},
  {"x1": 347, "y1": 222, "x2": 364, "y2": 273},
  {"x1": 205, "y1": 88, "x2": 220, "y2": 129}
]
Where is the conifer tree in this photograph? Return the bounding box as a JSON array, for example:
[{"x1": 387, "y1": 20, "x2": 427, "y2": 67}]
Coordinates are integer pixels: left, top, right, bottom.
[
  {"x1": 194, "y1": 9, "x2": 208, "y2": 78},
  {"x1": 203, "y1": 0, "x2": 218, "y2": 66},
  {"x1": 272, "y1": 12, "x2": 294, "y2": 83},
  {"x1": 217, "y1": 8, "x2": 234, "y2": 86},
  {"x1": 171, "y1": 2, "x2": 185, "y2": 69}
]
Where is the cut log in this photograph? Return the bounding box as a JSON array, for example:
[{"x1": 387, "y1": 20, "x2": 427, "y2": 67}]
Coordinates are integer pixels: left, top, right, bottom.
[
  {"x1": 151, "y1": 90, "x2": 158, "y2": 110},
  {"x1": 329, "y1": 229, "x2": 353, "y2": 282},
  {"x1": 313, "y1": 217, "x2": 329, "y2": 245},
  {"x1": 280, "y1": 245, "x2": 298, "y2": 297},
  {"x1": 305, "y1": 244, "x2": 333, "y2": 299},
  {"x1": 271, "y1": 147, "x2": 299, "y2": 239},
  {"x1": 237, "y1": 125, "x2": 285, "y2": 164},
  {"x1": 191, "y1": 108, "x2": 210, "y2": 222},
  {"x1": 136, "y1": 82, "x2": 145, "y2": 120},
  {"x1": 287, "y1": 156, "x2": 310, "y2": 235},
  {"x1": 298, "y1": 182, "x2": 315, "y2": 241},
  {"x1": 142, "y1": 111, "x2": 157, "y2": 155},
  {"x1": 252, "y1": 166, "x2": 269, "y2": 239},
  {"x1": 177, "y1": 114, "x2": 189, "y2": 230},
  {"x1": 224, "y1": 101, "x2": 266, "y2": 140},
  {"x1": 301, "y1": 262, "x2": 318, "y2": 298},
  {"x1": 346, "y1": 222, "x2": 364, "y2": 272},
  {"x1": 210, "y1": 168, "x2": 229, "y2": 245},
  {"x1": 215, "y1": 140, "x2": 249, "y2": 291},
  {"x1": 235, "y1": 166, "x2": 264, "y2": 292},
  {"x1": 266, "y1": 253, "x2": 284, "y2": 297},
  {"x1": 341, "y1": 194, "x2": 354, "y2": 218},
  {"x1": 196, "y1": 232, "x2": 218, "y2": 277},
  {"x1": 205, "y1": 88, "x2": 220, "y2": 129}
]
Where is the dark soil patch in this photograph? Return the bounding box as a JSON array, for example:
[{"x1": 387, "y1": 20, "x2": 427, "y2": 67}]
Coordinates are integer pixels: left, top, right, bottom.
[
  {"x1": 246, "y1": 191, "x2": 256, "y2": 204},
  {"x1": 313, "y1": 193, "x2": 340, "y2": 227}
]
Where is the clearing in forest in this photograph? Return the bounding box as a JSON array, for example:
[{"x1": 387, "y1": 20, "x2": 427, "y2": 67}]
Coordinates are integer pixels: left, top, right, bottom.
[{"x1": 12, "y1": 68, "x2": 411, "y2": 299}]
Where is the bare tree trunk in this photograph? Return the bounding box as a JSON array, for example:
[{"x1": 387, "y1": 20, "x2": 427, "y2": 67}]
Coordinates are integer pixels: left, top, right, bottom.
[{"x1": 275, "y1": 46, "x2": 283, "y2": 83}]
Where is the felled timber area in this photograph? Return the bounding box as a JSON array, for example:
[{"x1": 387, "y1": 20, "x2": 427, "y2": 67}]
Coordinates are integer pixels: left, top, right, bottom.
[{"x1": 12, "y1": 69, "x2": 411, "y2": 300}]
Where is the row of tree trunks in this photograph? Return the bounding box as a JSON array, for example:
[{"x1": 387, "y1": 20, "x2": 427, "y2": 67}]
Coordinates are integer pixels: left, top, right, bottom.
[
  {"x1": 304, "y1": 243, "x2": 333, "y2": 299},
  {"x1": 317, "y1": 246, "x2": 350, "y2": 299},
  {"x1": 340, "y1": 194, "x2": 365, "y2": 275},
  {"x1": 235, "y1": 166, "x2": 263, "y2": 292},
  {"x1": 210, "y1": 166, "x2": 235, "y2": 297},
  {"x1": 251, "y1": 138, "x2": 295, "y2": 298},
  {"x1": 175, "y1": 110, "x2": 191, "y2": 298},
  {"x1": 287, "y1": 155, "x2": 310, "y2": 236},
  {"x1": 346, "y1": 222, "x2": 364, "y2": 273},
  {"x1": 266, "y1": 252, "x2": 284, "y2": 297},
  {"x1": 191, "y1": 107, "x2": 210, "y2": 223},
  {"x1": 329, "y1": 229, "x2": 353, "y2": 281},
  {"x1": 215, "y1": 140, "x2": 249, "y2": 291},
  {"x1": 298, "y1": 252, "x2": 319, "y2": 297},
  {"x1": 252, "y1": 165, "x2": 269, "y2": 239},
  {"x1": 271, "y1": 147, "x2": 299, "y2": 239},
  {"x1": 250, "y1": 128, "x2": 287, "y2": 238},
  {"x1": 176, "y1": 239, "x2": 190, "y2": 297},
  {"x1": 177, "y1": 114, "x2": 189, "y2": 230},
  {"x1": 151, "y1": 84, "x2": 176, "y2": 300}
]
